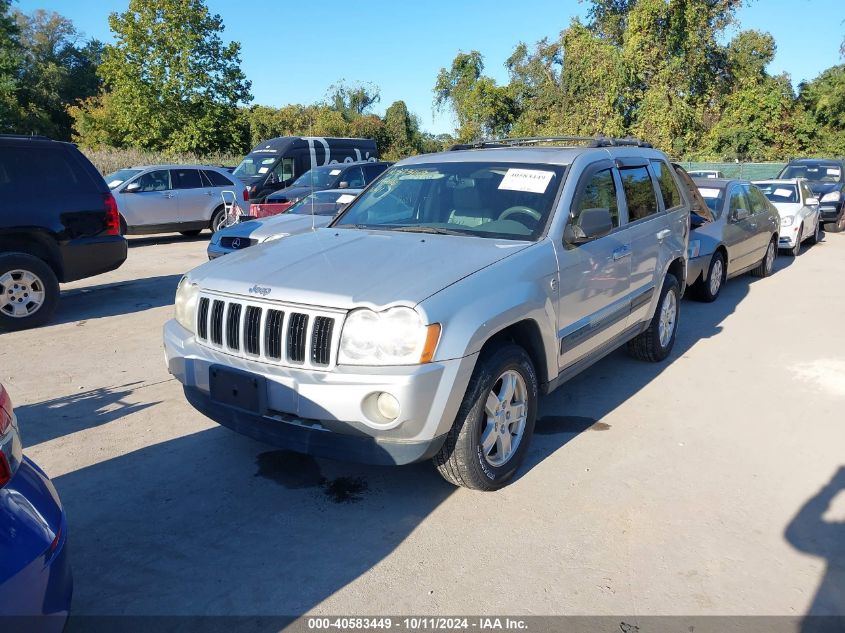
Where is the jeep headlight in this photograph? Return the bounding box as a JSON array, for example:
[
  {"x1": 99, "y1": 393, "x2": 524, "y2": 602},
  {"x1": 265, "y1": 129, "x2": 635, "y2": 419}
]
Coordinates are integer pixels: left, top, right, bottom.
[
  {"x1": 174, "y1": 276, "x2": 200, "y2": 333},
  {"x1": 338, "y1": 307, "x2": 440, "y2": 365},
  {"x1": 821, "y1": 191, "x2": 841, "y2": 203},
  {"x1": 781, "y1": 215, "x2": 794, "y2": 227}
]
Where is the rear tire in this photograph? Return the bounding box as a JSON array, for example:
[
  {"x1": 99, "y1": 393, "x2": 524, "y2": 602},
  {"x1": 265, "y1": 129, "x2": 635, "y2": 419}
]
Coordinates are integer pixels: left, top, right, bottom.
[
  {"x1": 433, "y1": 344, "x2": 538, "y2": 491},
  {"x1": 210, "y1": 205, "x2": 227, "y2": 233},
  {"x1": 0, "y1": 253, "x2": 60, "y2": 332},
  {"x1": 627, "y1": 273, "x2": 680, "y2": 362},
  {"x1": 693, "y1": 251, "x2": 725, "y2": 303},
  {"x1": 808, "y1": 217, "x2": 821, "y2": 245},
  {"x1": 752, "y1": 237, "x2": 777, "y2": 277}
]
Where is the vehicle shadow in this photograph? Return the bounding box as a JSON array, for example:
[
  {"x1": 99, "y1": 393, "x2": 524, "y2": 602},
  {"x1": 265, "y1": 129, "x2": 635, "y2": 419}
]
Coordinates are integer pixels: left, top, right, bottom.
[
  {"x1": 785, "y1": 466, "x2": 845, "y2": 631},
  {"x1": 56, "y1": 422, "x2": 455, "y2": 621},
  {"x1": 127, "y1": 234, "x2": 209, "y2": 248},
  {"x1": 53, "y1": 274, "x2": 182, "y2": 325},
  {"x1": 15, "y1": 382, "x2": 161, "y2": 446}
]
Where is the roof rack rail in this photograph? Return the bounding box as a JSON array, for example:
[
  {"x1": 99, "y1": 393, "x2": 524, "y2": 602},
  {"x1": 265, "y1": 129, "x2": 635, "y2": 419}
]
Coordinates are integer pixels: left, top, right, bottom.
[
  {"x1": 448, "y1": 136, "x2": 652, "y2": 150},
  {"x1": 0, "y1": 133, "x2": 53, "y2": 141}
]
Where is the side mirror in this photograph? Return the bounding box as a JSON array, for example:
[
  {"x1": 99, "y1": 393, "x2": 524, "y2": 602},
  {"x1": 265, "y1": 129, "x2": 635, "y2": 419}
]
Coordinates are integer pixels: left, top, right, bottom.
[
  {"x1": 734, "y1": 208, "x2": 750, "y2": 221},
  {"x1": 567, "y1": 207, "x2": 614, "y2": 244},
  {"x1": 124, "y1": 182, "x2": 140, "y2": 193},
  {"x1": 338, "y1": 181, "x2": 349, "y2": 189},
  {"x1": 806, "y1": 197, "x2": 819, "y2": 206}
]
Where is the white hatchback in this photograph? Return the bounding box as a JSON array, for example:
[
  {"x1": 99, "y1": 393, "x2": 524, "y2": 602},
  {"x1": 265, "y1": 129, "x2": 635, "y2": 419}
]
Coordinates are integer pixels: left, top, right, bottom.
[{"x1": 754, "y1": 179, "x2": 822, "y2": 256}]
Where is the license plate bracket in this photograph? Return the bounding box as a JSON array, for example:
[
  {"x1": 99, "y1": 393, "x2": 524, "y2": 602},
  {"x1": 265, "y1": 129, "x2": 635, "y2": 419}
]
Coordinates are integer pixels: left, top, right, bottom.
[{"x1": 209, "y1": 365, "x2": 266, "y2": 415}]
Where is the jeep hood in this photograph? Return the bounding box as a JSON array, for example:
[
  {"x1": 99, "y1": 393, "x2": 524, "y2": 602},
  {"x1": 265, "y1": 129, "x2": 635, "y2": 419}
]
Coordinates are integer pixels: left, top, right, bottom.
[{"x1": 190, "y1": 228, "x2": 532, "y2": 310}]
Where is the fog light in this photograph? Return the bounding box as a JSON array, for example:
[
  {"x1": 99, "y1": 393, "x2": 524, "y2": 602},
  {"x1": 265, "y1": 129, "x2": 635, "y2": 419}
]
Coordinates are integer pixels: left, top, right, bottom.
[{"x1": 376, "y1": 392, "x2": 400, "y2": 421}]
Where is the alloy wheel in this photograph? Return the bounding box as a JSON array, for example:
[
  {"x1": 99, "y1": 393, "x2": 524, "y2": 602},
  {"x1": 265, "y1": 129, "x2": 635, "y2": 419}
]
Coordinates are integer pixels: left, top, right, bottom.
[
  {"x1": 658, "y1": 289, "x2": 677, "y2": 348},
  {"x1": 479, "y1": 370, "x2": 529, "y2": 468},
  {"x1": 0, "y1": 269, "x2": 46, "y2": 318}
]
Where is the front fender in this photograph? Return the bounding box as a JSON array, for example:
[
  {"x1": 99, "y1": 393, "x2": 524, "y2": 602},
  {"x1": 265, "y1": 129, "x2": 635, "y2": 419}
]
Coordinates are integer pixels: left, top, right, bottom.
[{"x1": 416, "y1": 241, "x2": 559, "y2": 384}]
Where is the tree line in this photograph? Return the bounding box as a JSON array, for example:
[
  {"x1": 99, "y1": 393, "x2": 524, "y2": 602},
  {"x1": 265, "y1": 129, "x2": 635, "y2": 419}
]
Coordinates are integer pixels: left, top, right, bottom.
[{"x1": 2, "y1": 0, "x2": 843, "y2": 162}]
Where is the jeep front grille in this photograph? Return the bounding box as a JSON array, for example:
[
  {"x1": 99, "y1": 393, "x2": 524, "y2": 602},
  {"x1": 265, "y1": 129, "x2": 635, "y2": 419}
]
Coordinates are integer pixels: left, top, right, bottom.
[{"x1": 195, "y1": 293, "x2": 344, "y2": 370}]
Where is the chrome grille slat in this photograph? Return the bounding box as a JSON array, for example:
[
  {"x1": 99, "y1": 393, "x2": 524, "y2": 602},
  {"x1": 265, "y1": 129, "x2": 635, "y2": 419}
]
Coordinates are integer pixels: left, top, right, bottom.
[
  {"x1": 226, "y1": 303, "x2": 242, "y2": 350},
  {"x1": 197, "y1": 297, "x2": 210, "y2": 339},
  {"x1": 311, "y1": 317, "x2": 334, "y2": 366},
  {"x1": 287, "y1": 313, "x2": 309, "y2": 363},
  {"x1": 244, "y1": 306, "x2": 262, "y2": 355},
  {"x1": 195, "y1": 293, "x2": 343, "y2": 371},
  {"x1": 210, "y1": 300, "x2": 225, "y2": 345},
  {"x1": 265, "y1": 309, "x2": 285, "y2": 359}
]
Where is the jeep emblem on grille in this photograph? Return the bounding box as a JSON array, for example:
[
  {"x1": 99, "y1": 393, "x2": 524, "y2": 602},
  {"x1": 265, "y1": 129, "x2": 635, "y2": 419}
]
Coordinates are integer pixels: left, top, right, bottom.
[{"x1": 248, "y1": 285, "x2": 271, "y2": 296}]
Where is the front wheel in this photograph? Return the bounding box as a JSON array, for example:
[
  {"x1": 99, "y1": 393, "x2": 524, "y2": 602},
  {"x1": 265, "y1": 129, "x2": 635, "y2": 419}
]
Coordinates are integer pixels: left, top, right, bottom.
[
  {"x1": 693, "y1": 251, "x2": 724, "y2": 303},
  {"x1": 808, "y1": 217, "x2": 821, "y2": 245},
  {"x1": 627, "y1": 273, "x2": 680, "y2": 362},
  {"x1": 752, "y1": 238, "x2": 777, "y2": 277},
  {"x1": 788, "y1": 226, "x2": 803, "y2": 257},
  {"x1": 433, "y1": 344, "x2": 538, "y2": 491},
  {"x1": 0, "y1": 253, "x2": 60, "y2": 331}
]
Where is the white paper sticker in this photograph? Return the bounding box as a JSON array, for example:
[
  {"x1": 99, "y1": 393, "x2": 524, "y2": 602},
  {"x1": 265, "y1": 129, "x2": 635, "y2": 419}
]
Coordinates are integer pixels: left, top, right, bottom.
[
  {"x1": 258, "y1": 167, "x2": 269, "y2": 174},
  {"x1": 107, "y1": 179, "x2": 122, "y2": 188},
  {"x1": 774, "y1": 188, "x2": 794, "y2": 197},
  {"x1": 827, "y1": 168, "x2": 841, "y2": 177},
  {"x1": 330, "y1": 169, "x2": 342, "y2": 176},
  {"x1": 498, "y1": 168, "x2": 555, "y2": 193},
  {"x1": 698, "y1": 188, "x2": 721, "y2": 198},
  {"x1": 336, "y1": 194, "x2": 356, "y2": 204}
]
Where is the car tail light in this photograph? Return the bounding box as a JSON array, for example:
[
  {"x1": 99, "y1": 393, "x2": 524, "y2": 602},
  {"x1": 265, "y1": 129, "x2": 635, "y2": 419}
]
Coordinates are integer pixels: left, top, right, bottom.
[
  {"x1": 243, "y1": 188, "x2": 249, "y2": 202},
  {"x1": 0, "y1": 385, "x2": 13, "y2": 488},
  {"x1": 103, "y1": 193, "x2": 121, "y2": 236},
  {"x1": 0, "y1": 384, "x2": 12, "y2": 436}
]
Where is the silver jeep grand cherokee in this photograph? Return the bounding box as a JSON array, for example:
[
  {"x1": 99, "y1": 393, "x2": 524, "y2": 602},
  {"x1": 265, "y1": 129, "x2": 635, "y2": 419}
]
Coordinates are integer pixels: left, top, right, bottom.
[{"x1": 164, "y1": 137, "x2": 690, "y2": 490}]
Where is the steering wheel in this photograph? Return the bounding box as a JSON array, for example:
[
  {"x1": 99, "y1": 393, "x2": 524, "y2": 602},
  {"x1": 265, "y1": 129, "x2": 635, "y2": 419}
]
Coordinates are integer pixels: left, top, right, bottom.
[{"x1": 500, "y1": 205, "x2": 542, "y2": 225}]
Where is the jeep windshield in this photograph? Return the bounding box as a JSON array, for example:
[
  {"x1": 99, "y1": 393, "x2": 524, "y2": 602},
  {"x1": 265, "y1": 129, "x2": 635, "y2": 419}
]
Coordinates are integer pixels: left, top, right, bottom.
[{"x1": 333, "y1": 162, "x2": 565, "y2": 240}]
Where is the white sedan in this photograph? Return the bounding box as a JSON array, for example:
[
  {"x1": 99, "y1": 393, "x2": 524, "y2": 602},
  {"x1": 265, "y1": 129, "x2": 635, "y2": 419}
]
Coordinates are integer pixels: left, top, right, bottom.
[{"x1": 754, "y1": 179, "x2": 822, "y2": 256}]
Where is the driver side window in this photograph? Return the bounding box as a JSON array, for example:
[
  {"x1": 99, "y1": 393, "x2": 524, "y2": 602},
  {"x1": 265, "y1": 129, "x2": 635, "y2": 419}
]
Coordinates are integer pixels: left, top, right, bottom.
[
  {"x1": 572, "y1": 169, "x2": 620, "y2": 229},
  {"x1": 270, "y1": 158, "x2": 294, "y2": 183},
  {"x1": 729, "y1": 187, "x2": 751, "y2": 219},
  {"x1": 134, "y1": 170, "x2": 171, "y2": 192}
]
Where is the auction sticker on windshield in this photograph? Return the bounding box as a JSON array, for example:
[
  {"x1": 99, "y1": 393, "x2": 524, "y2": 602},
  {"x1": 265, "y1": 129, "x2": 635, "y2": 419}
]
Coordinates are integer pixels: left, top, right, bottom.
[
  {"x1": 498, "y1": 168, "x2": 555, "y2": 193},
  {"x1": 698, "y1": 188, "x2": 720, "y2": 198}
]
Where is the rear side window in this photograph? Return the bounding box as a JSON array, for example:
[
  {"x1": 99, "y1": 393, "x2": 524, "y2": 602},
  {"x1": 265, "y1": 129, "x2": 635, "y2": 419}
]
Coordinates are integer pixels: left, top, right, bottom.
[
  {"x1": 746, "y1": 185, "x2": 770, "y2": 214},
  {"x1": 619, "y1": 167, "x2": 659, "y2": 221},
  {"x1": 172, "y1": 169, "x2": 202, "y2": 189},
  {"x1": 572, "y1": 168, "x2": 620, "y2": 229},
  {"x1": 651, "y1": 160, "x2": 682, "y2": 210},
  {"x1": 0, "y1": 145, "x2": 93, "y2": 194},
  {"x1": 202, "y1": 169, "x2": 234, "y2": 187}
]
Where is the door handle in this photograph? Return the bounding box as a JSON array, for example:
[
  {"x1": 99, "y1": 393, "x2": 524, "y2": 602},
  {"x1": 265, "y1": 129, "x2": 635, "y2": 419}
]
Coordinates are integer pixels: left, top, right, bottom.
[
  {"x1": 656, "y1": 229, "x2": 671, "y2": 240},
  {"x1": 612, "y1": 246, "x2": 631, "y2": 261}
]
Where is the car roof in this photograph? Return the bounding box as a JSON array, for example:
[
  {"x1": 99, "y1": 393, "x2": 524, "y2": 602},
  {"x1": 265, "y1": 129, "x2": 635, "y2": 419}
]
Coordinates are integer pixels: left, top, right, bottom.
[
  {"x1": 398, "y1": 145, "x2": 669, "y2": 167},
  {"x1": 127, "y1": 164, "x2": 232, "y2": 170},
  {"x1": 691, "y1": 177, "x2": 750, "y2": 190},
  {"x1": 309, "y1": 188, "x2": 363, "y2": 195},
  {"x1": 754, "y1": 179, "x2": 801, "y2": 185},
  {"x1": 787, "y1": 158, "x2": 844, "y2": 166}
]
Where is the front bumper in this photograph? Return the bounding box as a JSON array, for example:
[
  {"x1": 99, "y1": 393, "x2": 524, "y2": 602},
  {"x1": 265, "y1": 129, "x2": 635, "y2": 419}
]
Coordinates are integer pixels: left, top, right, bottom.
[
  {"x1": 778, "y1": 224, "x2": 802, "y2": 248},
  {"x1": 685, "y1": 253, "x2": 710, "y2": 287},
  {"x1": 207, "y1": 243, "x2": 231, "y2": 260},
  {"x1": 164, "y1": 319, "x2": 476, "y2": 465},
  {"x1": 820, "y1": 204, "x2": 842, "y2": 223},
  {"x1": 0, "y1": 458, "x2": 72, "y2": 628},
  {"x1": 58, "y1": 235, "x2": 127, "y2": 283}
]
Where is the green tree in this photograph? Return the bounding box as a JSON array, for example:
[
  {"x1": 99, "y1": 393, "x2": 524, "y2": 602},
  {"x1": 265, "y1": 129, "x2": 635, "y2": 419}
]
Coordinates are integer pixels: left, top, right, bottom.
[
  {"x1": 72, "y1": 0, "x2": 251, "y2": 153},
  {"x1": 798, "y1": 64, "x2": 845, "y2": 156},
  {"x1": 13, "y1": 9, "x2": 102, "y2": 139},
  {"x1": 434, "y1": 51, "x2": 517, "y2": 142},
  {"x1": 0, "y1": 0, "x2": 22, "y2": 132},
  {"x1": 326, "y1": 80, "x2": 380, "y2": 120}
]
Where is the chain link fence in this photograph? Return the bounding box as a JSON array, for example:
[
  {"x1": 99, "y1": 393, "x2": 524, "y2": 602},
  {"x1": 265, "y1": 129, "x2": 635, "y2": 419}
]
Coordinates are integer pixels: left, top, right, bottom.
[{"x1": 676, "y1": 161, "x2": 786, "y2": 180}]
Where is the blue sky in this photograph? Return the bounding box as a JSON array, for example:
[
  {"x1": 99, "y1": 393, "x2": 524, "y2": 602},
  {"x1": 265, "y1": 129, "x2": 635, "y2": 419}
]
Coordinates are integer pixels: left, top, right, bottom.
[{"x1": 14, "y1": 0, "x2": 845, "y2": 135}]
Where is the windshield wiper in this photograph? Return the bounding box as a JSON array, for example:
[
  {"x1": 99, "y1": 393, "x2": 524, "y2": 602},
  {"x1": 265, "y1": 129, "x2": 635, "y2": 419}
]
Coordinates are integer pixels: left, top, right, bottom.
[{"x1": 391, "y1": 225, "x2": 469, "y2": 236}]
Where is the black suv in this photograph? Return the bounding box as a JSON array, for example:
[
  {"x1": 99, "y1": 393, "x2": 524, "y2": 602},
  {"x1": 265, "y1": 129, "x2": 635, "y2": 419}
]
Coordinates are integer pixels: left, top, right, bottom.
[
  {"x1": 778, "y1": 158, "x2": 845, "y2": 231},
  {"x1": 0, "y1": 135, "x2": 127, "y2": 330}
]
